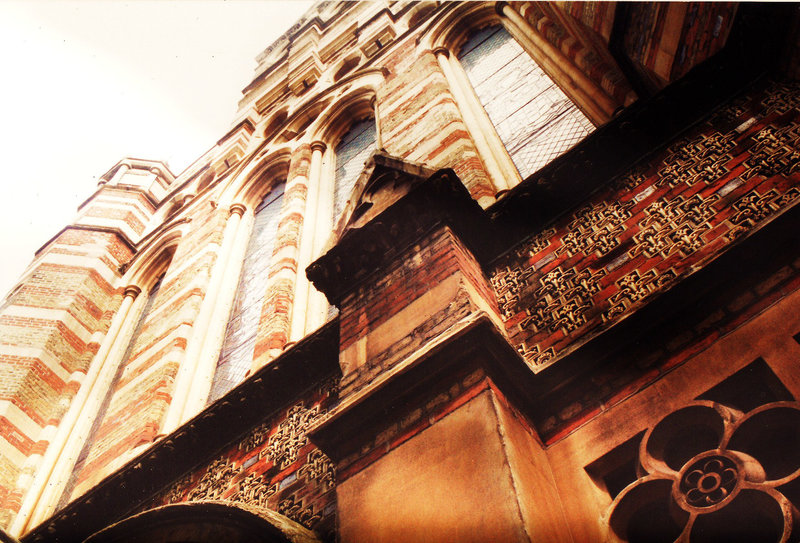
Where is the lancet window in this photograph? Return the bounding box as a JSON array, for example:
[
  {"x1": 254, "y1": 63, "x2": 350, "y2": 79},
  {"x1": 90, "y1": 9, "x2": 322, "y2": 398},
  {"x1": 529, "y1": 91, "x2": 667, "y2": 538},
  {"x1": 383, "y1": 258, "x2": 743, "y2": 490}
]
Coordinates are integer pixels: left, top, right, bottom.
[
  {"x1": 457, "y1": 25, "x2": 594, "y2": 179},
  {"x1": 210, "y1": 183, "x2": 285, "y2": 401},
  {"x1": 334, "y1": 117, "x2": 377, "y2": 221}
]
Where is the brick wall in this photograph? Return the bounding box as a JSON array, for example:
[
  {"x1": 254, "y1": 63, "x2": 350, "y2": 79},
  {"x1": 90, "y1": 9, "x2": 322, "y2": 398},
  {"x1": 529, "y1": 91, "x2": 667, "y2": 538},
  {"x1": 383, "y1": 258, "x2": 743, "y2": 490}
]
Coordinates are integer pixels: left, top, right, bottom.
[
  {"x1": 146, "y1": 378, "x2": 339, "y2": 540},
  {"x1": 490, "y1": 79, "x2": 800, "y2": 439},
  {"x1": 68, "y1": 202, "x2": 227, "y2": 497},
  {"x1": 0, "y1": 228, "x2": 132, "y2": 527}
]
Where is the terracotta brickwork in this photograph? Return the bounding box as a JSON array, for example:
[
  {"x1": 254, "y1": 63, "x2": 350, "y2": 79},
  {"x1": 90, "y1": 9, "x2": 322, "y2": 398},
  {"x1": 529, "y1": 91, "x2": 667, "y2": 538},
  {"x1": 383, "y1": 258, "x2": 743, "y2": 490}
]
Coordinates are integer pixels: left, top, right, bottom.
[
  {"x1": 252, "y1": 149, "x2": 310, "y2": 366},
  {"x1": 70, "y1": 202, "x2": 228, "y2": 496},
  {"x1": 0, "y1": 227, "x2": 133, "y2": 527},
  {"x1": 148, "y1": 379, "x2": 338, "y2": 538},
  {"x1": 338, "y1": 225, "x2": 499, "y2": 396},
  {"x1": 557, "y1": 1, "x2": 617, "y2": 42},
  {"x1": 622, "y1": 3, "x2": 738, "y2": 88},
  {"x1": 378, "y1": 48, "x2": 496, "y2": 204},
  {"x1": 492, "y1": 79, "x2": 800, "y2": 371},
  {"x1": 5, "y1": 3, "x2": 799, "y2": 542}
]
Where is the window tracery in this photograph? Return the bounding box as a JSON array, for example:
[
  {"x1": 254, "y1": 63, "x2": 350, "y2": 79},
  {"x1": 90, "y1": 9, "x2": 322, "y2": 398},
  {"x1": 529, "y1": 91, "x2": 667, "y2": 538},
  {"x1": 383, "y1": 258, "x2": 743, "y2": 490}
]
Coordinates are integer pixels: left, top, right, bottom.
[{"x1": 605, "y1": 401, "x2": 800, "y2": 542}]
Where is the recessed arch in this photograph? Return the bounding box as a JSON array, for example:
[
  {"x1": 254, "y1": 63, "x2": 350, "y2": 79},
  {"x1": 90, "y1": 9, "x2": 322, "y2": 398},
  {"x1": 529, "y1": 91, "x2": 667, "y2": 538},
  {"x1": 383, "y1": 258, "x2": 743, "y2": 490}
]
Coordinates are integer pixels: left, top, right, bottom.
[
  {"x1": 260, "y1": 107, "x2": 289, "y2": 141},
  {"x1": 124, "y1": 225, "x2": 185, "y2": 291},
  {"x1": 219, "y1": 148, "x2": 291, "y2": 210},
  {"x1": 281, "y1": 68, "x2": 387, "y2": 146},
  {"x1": 281, "y1": 99, "x2": 332, "y2": 143},
  {"x1": 313, "y1": 87, "x2": 376, "y2": 146},
  {"x1": 419, "y1": 1, "x2": 498, "y2": 53},
  {"x1": 236, "y1": 158, "x2": 290, "y2": 210},
  {"x1": 82, "y1": 500, "x2": 320, "y2": 543},
  {"x1": 403, "y1": 1, "x2": 441, "y2": 32},
  {"x1": 195, "y1": 168, "x2": 216, "y2": 194}
]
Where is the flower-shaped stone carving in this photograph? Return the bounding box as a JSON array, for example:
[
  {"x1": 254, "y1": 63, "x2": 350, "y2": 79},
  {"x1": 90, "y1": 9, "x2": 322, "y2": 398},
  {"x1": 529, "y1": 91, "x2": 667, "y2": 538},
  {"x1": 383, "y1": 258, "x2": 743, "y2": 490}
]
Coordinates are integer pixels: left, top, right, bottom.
[{"x1": 606, "y1": 401, "x2": 800, "y2": 542}]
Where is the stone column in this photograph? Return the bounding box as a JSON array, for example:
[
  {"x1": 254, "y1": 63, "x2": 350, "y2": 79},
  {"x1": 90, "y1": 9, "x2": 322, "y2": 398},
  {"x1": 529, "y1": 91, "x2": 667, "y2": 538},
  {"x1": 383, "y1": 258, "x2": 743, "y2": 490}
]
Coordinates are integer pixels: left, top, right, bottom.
[
  {"x1": 371, "y1": 95, "x2": 384, "y2": 151},
  {"x1": 307, "y1": 141, "x2": 332, "y2": 333},
  {"x1": 434, "y1": 47, "x2": 515, "y2": 192},
  {"x1": 291, "y1": 141, "x2": 328, "y2": 341},
  {"x1": 307, "y1": 171, "x2": 568, "y2": 543},
  {"x1": 161, "y1": 204, "x2": 247, "y2": 434},
  {"x1": 497, "y1": 1, "x2": 615, "y2": 123},
  {"x1": 10, "y1": 286, "x2": 142, "y2": 536},
  {"x1": 182, "y1": 204, "x2": 254, "y2": 419},
  {"x1": 444, "y1": 46, "x2": 522, "y2": 189},
  {"x1": 288, "y1": 145, "x2": 315, "y2": 344},
  {"x1": 252, "y1": 151, "x2": 311, "y2": 370}
]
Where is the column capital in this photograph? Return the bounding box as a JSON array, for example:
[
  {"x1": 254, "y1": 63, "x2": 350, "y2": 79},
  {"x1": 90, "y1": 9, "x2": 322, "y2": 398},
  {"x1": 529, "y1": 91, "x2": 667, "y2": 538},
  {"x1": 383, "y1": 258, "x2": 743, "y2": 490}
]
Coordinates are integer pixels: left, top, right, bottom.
[
  {"x1": 432, "y1": 46, "x2": 450, "y2": 59},
  {"x1": 311, "y1": 141, "x2": 327, "y2": 153},
  {"x1": 495, "y1": 1, "x2": 510, "y2": 17},
  {"x1": 229, "y1": 203, "x2": 247, "y2": 217},
  {"x1": 123, "y1": 285, "x2": 142, "y2": 299}
]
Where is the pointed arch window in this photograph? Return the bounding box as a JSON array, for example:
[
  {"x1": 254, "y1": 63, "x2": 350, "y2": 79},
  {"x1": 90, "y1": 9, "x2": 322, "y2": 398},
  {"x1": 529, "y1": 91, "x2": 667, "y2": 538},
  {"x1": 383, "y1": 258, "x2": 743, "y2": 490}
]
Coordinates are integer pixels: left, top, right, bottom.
[
  {"x1": 210, "y1": 183, "x2": 285, "y2": 401},
  {"x1": 457, "y1": 25, "x2": 594, "y2": 179},
  {"x1": 334, "y1": 118, "x2": 377, "y2": 221}
]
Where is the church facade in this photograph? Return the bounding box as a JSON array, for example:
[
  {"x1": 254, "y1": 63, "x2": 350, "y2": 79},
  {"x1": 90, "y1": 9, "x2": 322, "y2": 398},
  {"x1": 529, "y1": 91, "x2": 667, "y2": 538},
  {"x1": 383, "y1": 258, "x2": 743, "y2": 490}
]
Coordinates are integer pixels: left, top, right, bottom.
[{"x1": 1, "y1": 2, "x2": 800, "y2": 542}]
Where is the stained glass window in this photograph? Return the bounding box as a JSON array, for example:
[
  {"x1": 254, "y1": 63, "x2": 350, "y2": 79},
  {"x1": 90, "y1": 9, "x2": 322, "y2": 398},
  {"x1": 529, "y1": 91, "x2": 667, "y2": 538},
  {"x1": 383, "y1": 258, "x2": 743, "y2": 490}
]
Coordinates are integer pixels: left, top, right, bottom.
[
  {"x1": 458, "y1": 25, "x2": 594, "y2": 179},
  {"x1": 209, "y1": 184, "x2": 285, "y2": 402},
  {"x1": 334, "y1": 118, "x2": 376, "y2": 221}
]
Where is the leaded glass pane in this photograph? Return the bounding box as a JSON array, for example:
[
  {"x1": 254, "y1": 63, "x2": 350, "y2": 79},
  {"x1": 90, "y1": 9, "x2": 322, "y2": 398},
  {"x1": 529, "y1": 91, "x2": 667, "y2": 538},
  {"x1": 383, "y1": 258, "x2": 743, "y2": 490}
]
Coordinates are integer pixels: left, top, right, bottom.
[
  {"x1": 458, "y1": 25, "x2": 594, "y2": 179},
  {"x1": 334, "y1": 119, "x2": 376, "y2": 220},
  {"x1": 209, "y1": 184, "x2": 285, "y2": 402}
]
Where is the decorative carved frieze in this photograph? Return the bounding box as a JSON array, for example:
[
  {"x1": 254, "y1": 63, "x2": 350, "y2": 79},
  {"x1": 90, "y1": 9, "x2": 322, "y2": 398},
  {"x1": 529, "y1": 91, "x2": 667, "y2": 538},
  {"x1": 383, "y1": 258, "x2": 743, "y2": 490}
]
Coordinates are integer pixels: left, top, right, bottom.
[
  {"x1": 297, "y1": 449, "x2": 336, "y2": 492},
  {"x1": 163, "y1": 474, "x2": 193, "y2": 504},
  {"x1": 604, "y1": 269, "x2": 678, "y2": 321},
  {"x1": 492, "y1": 265, "x2": 536, "y2": 320},
  {"x1": 631, "y1": 194, "x2": 720, "y2": 258},
  {"x1": 516, "y1": 342, "x2": 556, "y2": 369},
  {"x1": 611, "y1": 169, "x2": 648, "y2": 192},
  {"x1": 231, "y1": 472, "x2": 278, "y2": 508},
  {"x1": 761, "y1": 81, "x2": 800, "y2": 115},
  {"x1": 657, "y1": 132, "x2": 735, "y2": 188},
  {"x1": 266, "y1": 403, "x2": 322, "y2": 470},
  {"x1": 742, "y1": 124, "x2": 800, "y2": 181},
  {"x1": 513, "y1": 227, "x2": 556, "y2": 259},
  {"x1": 727, "y1": 187, "x2": 800, "y2": 240},
  {"x1": 187, "y1": 458, "x2": 238, "y2": 501},
  {"x1": 519, "y1": 267, "x2": 606, "y2": 334},
  {"x1": 560, "y1": 200, "x2": 634, "y2": 257},
  {"x1": 278, "y1": 495, "x2": 321, "y2": 529},
  {"x1": 239, "y1": 421, "x2": 271, "y2": 452}
]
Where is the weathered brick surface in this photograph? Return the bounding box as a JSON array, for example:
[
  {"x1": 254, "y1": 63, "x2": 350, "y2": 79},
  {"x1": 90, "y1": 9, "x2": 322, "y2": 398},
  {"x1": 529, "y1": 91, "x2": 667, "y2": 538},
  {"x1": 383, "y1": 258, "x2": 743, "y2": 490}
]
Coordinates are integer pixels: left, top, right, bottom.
[
  {"x1": 145, "y1": 379, "x2": 339, "y2": 539},
  {"x1": 70, "y1": 206, "x2": 228, "y2": 492},
  {"x1": 491, "y1": 80, "x2": 800, "y2": 371},
  {"x1": 253, "y1": 147, "x2": 309, "y2": 367},
  {"x1": 487, "y1": 80, "x2": 800, "y2": 440},
  {"x1": 379, "y1": 48, "x2": 496, "y2": 204},
  {"x1": 0, "y1": 225, "x2": 130, "y2": 526}
]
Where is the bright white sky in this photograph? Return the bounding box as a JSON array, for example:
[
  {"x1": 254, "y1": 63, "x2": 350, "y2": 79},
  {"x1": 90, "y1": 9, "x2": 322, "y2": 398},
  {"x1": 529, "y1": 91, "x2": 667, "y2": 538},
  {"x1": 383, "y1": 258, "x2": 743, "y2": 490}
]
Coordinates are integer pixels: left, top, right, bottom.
[{"x1": 0, "y1": 0, "x2": 314, "y2": 297}]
